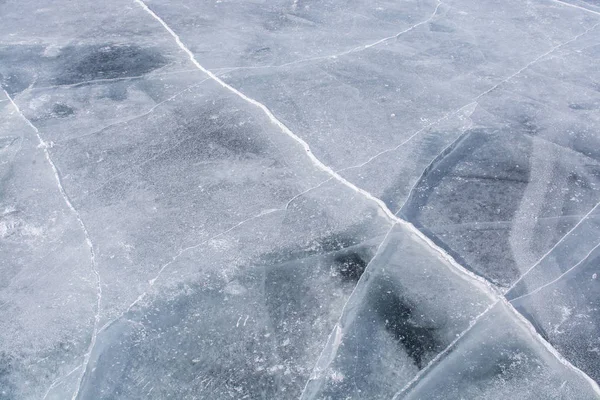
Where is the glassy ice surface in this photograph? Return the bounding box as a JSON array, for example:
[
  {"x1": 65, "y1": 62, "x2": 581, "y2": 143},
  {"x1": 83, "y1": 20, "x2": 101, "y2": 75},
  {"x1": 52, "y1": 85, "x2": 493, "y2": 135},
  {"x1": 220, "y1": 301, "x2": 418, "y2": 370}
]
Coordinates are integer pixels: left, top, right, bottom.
[{"x1": 1, "y1": 0, "x2": 600, "y2": 399}]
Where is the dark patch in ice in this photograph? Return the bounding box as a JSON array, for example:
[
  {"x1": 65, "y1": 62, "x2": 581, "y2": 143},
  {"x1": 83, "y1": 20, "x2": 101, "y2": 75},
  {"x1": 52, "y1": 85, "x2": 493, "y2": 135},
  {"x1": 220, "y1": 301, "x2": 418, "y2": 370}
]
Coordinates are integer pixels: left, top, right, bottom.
[
  {"x1": 429, "y1": 22, "x2": 454, "y2": 33},
  {"x1": 0, "y1": 72, "x2": 31, "y2": 95},
  {"x1": 172, "y1": 102, "x2": 267, "y2": 158},
  {"x1": 333, "y1": 251, "x2": 368, "y2": 282},
  {"x1": 100, "y1": 83, "x2": 129, "y2": 102},
  {"x1": 0, "y1": 352, "x2": 16, "y2": 400},
  {"x1": 52, "y1": 103, "x2": 75, "y2": 118},
  {"x1": 0, "y1": 45, "x2": 42, "y2": 94},
  {"x1": 569, "y1": 102, "x2": 600, "y2": 111},
  {"x1": 55, "y1": 44, "x2": 168, "y2": 85},
  {"x1": 400, "y1": 128, "x2": 530, "y2": 287},
  {"x1": 370, "y1": 278, "x2": 439, "y2": 369}
]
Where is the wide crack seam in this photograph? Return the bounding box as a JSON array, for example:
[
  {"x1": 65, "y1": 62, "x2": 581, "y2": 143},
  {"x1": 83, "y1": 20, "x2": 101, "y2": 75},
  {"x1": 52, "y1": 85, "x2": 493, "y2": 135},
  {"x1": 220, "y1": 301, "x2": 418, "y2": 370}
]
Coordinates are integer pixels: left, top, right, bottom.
[{"x1": 131, "y1": 0, "x2": 600, "y2": 397}]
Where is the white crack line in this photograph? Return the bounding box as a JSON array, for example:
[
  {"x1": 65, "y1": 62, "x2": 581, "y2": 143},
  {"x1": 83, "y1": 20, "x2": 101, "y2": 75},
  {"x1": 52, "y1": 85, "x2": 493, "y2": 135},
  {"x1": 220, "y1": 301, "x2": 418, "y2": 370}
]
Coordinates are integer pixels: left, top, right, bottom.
[
  {"x1": 96, "y1": 177, "x2": 331, "y2": 335},
  {"x1": 299, "y1": 225, "x2": 395, "y2": 400},
  {"x1": 134, "y1": 0, "x2": 600, "y2": 395},
  {"x1": 217, "y1": 0, "x2": 444, "y2": 74},
  {"x1": 42, "y1": 364, "x2": 82, "y2": 400},
  {"x1": 510, "y1": 240, "x2": 600, "y2": 303},
  {"x1": 396, "y1": 103, "x2": 478, "y2": 214},
  {"x1": 338, "y1": 21, "x2": 598, "y2": 176},
  {"x1": 29, "y1": 67, "x2": 200, "y2": 92},
  {"x1": 393, "y1": 201, "x2": 600, "y2": 399},
  {"x1": 548, "y1": 0, "x2": 600, "y2": 16},
  {"x1": 3, "y1": 90, "x2": 102, "y2": 400},
  {"x1": 507, "y1": 199, "x2": 600, "y2": 297},
  {"x1": 133, "y1": 0, "x2": 498, "y2": 298},
  {"x1": 54, "y1": 77, "x2": 211, "y2": 144}
]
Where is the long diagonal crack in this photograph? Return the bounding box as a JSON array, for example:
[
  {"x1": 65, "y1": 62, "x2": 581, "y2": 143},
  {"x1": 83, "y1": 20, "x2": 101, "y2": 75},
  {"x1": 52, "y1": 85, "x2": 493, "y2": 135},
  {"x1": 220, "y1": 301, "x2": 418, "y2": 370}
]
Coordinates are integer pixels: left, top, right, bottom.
[
  {"x1": 216, "y1": 0, "x2": 445, "y2": 74},
  {"x1": 54, "y1": 77, "x2": 211, "y2": 144},
  {"x1": 509, "y1": 240, "x2": 600, "y2": 303},
  {"x1": 392, "y1": 199, "x2": 600, "y2": 399},
  {"x1": 96, "y1": 178, "x2": 331, "y2": 335},
  {"x1": 549, "y1": 0, "x2": 600, "y2": 16},
  {"x1": 132, "y1": 0, "x2": 497, "y2": 296},
  {"x1": 132, "y1": 0, "x2": 600, "y2": 396},
  {"x1": 507, "y1": 200, "x2": 600, "y2": 297},
  {"x1": 3, "y1": 90, "x2": 103, "y2": 400},
  {"x1": 338, "y1": 21, "x2": 599, "y2": 176},
  {"x1": 299, "y1": 225, "x2": 395, "y2": 400}
]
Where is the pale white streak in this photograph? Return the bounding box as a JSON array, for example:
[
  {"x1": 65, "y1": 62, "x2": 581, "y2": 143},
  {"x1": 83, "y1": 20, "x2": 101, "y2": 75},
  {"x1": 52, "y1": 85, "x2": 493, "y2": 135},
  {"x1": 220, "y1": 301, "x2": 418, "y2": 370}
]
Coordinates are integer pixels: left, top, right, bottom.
[
  {"x1": 134, "y1": 0, "x2": 600, "y2": 394},
  {"x1": 510, "y1": 241, "x2": 600, "y2": 303},
  {"x1": 55, "y1": 77, "x2": 210, "y2": 143},
  {"x1": 391, "y1": 301, "x2": 499, "y2": 400},
  {"x1": 97, "y1": 178, "x2": 331, "y2": 335},
  {"x1": 507, "y1": 200, "x2": 600, "y2": 296},
  {"x1": 217, "y1": 1, "x2": 444, "y2": 74},
  {"x1": 548, "y1": 0, "x2": 600, "y2": 16},
  {"x1": 336, "y1": 0, "x2": 443, "y2": 56},
  {"x1": 137, "y1": 0, "x2": 502, "y2": 313},
  {"x1": 393, "y1": 200, "x2": 600, "y2": 399},
  {"x1": 395, "y1": 103, "x2": 477, "y2": 214},
  {"x1": 300, "y1": 225, "x2": 395, "y2": 400},
  {"x1": 337, "y1": 102, "x2": 477, "y2": 175},
  {"x1": 100, "y1": 208, "x2": 283, "y2": 332},
  {"x1": 29, "y1": 68, "x2": 200, "y2": 92},
  {"x1": 42, "y1": 364, "x2": 82, "y2": 400},
  {"x1": 337, "y1": 22, "x2": 599, "y2": 176},
  {"x1": 2, "y1": 90, "x2": 102, "y2": 400}
]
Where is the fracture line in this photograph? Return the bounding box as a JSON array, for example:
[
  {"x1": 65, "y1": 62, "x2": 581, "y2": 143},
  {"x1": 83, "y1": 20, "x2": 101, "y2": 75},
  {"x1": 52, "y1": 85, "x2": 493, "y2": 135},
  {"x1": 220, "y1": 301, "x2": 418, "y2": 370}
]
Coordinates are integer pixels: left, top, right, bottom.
[
  {"x1": 217, "y1": 0, "x2": 444, "y2": 74},
  {"x1": 507, "y1": 200, "x2": 600, "y2": 296},
  {"x1": 337, "y1": 22, "x2": 598, "y2": 175},
  {"x1": 391, "y1": 301, "x2": 499, "y2": 399},
  {"x1": 97, "y1": 178, "x2": 330, "y2": 335},
  {"x1": 133, "y1": 0, "x2": 500, "y2": 301},
  {"x1": 55, "y1": 78, "x2": 210, "y2": 143},
  {"x1": 337, "y1": 102, "x2": 476, "y2": 175},
  {"x1": 3, "y1": 90, "x2": 102, "y2": 400},
  {"x1": 29, "y1": 68, "x2": 200, "y2": 92},
  {"x1": 548, "y1": 0, "x2": 600, "y2": 16},
  {"x1": 393, "y1": 200, "x2": 600, "y2": 398},
  {"x1": 300, "y1": 225, "x2": 395, "y2": 400},
  {"x1": 510, "y1": 240, "x2": 600, "y2": 303},
  {"x1": 396, "y1": 104, "x2": 477, "y2": 214},
  {"x1": 134, "y1": 1, "x2": 600, "y2": 395}
]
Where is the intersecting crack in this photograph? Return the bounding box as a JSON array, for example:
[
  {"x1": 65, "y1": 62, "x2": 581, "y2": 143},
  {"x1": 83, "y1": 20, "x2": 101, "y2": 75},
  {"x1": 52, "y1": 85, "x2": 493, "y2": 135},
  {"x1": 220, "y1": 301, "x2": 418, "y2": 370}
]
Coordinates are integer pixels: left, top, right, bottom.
[
  {"x1": 27, "y1": 67, "x2": 199, "y2": 92},
  {"x1": 392, "y1": 198, "x2": 600, "y2": 399},
  {"x1": 132, "y1": 0, "x2": 600, "y2": 396},
  {"x1": 96, "y1": 177, "x2": 332, "y2": 336},
  {"x1": 549, "y1": 0, "x2": 600, "y2": 16},
  {"x1": 337, "y1": 21, "x2": 599, "y2": 176}
]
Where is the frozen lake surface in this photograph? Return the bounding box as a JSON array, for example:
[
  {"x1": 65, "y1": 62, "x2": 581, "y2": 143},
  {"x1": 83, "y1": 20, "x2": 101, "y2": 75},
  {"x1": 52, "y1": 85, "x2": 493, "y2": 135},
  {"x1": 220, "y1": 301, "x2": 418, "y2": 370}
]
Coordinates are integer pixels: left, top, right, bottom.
[{"x1": 1, "y1": 0, "x2": 600, "y2": 398}]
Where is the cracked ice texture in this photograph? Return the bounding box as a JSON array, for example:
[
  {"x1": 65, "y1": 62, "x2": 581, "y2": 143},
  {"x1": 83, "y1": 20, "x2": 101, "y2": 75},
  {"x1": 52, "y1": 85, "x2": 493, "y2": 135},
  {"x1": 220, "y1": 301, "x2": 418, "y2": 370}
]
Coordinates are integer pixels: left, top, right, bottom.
[{"x1": 1, "y1": 0, "x2": 600, "y2": 398}]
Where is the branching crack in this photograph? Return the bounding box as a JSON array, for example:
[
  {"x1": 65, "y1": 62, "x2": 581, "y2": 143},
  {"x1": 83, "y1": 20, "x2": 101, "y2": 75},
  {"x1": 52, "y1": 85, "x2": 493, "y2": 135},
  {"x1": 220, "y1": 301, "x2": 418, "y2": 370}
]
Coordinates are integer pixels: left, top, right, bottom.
[
  {"x1": 337, "y1": 21, "x2": 599, "y2": 176},
  {"x1": 132, "y1": 1, "x2": 600, "y2": 396}
]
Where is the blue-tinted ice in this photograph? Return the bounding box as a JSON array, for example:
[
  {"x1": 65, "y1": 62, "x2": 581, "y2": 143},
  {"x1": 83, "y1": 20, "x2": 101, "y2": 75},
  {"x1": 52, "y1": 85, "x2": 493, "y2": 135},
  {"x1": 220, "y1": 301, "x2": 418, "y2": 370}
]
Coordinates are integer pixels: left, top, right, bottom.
[{"x1": 1, "y1": 0, "x2": 600, "y2": 398}]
